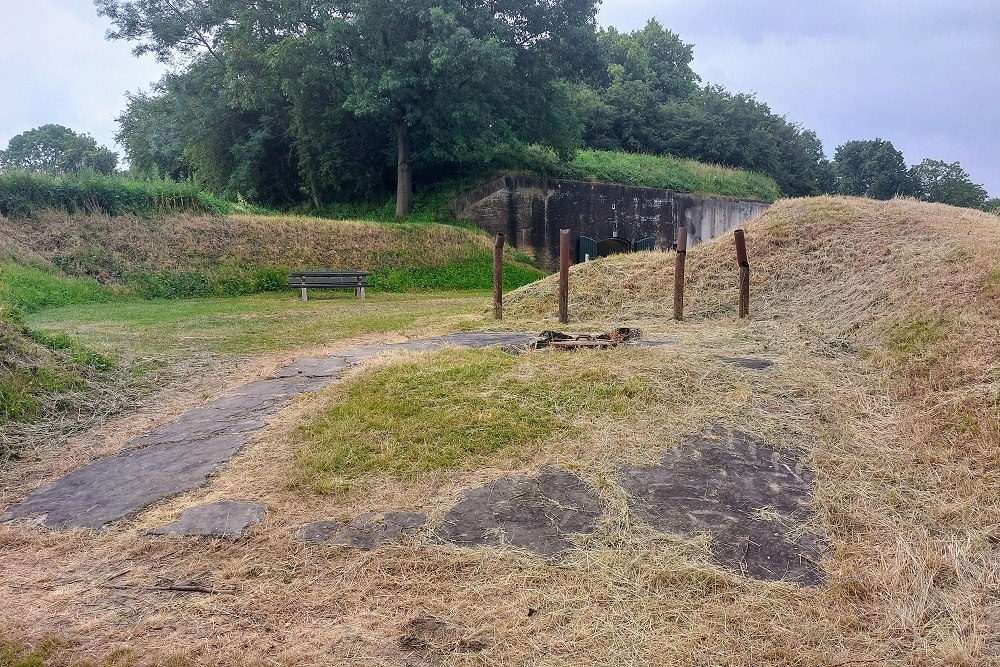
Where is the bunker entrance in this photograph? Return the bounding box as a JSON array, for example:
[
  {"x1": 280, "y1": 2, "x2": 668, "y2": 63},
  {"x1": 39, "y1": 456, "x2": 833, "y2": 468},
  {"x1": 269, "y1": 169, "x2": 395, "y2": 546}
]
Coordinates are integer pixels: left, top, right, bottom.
[{"x1": 578, "y1": 236, "x2": 657, "y2": 262}]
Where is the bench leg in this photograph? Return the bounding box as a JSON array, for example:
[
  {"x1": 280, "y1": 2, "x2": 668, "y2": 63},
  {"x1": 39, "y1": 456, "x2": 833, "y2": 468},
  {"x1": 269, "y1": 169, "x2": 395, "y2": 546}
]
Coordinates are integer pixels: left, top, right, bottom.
[
  {"x1": 356, "y1": 286, "x2": 366, "y2": 300},
  {"x1": 300, "y1": 287, "x2": 308, "y2": 301}
]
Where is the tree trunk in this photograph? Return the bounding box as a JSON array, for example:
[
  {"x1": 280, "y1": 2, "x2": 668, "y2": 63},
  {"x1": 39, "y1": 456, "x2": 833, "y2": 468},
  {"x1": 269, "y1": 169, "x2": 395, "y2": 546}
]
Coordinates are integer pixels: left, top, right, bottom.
[{"x1": 395, "y1": 120, "x2": 412, "y2": 217}]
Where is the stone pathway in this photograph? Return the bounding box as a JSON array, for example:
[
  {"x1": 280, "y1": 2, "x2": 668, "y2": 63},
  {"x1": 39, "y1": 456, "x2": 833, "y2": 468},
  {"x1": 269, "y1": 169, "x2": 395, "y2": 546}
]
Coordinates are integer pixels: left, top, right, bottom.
[
  {"x1": 620, "y1": 427, "x2": 822, "y2": 583},
  {"x1": 0, "y1": 332, "x2": 534, "y2": 530},
  {"x1": 2, "y1": 332, "x2": 824, "y2": 585}
]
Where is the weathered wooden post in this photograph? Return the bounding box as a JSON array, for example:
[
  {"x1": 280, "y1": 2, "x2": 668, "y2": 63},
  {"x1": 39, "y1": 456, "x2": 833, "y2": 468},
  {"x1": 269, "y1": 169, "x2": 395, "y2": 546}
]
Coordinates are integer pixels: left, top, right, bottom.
[
  {"x1": 493, "y1": 233, "x2": 505, "y2": 320},
  {"x1": 673, "y1": 225, "x2": 687, "y2": 320},
  {"x1": 559, "y1": 229, "x2": 570, "y2": 324},
  {"x1": 734, "y1": 228, "x2": 750, "y2": 318}
]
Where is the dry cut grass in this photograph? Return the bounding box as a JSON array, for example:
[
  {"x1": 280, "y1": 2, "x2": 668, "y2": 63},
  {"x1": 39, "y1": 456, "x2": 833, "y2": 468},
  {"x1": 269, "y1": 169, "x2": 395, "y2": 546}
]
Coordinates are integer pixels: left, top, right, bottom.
[{"x1": 1, "y1": 196, "x2": 998, "y2": 665}]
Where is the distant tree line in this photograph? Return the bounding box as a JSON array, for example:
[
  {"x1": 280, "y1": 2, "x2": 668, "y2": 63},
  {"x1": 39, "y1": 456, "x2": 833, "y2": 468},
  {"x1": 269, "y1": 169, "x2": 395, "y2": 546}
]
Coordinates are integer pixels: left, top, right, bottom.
[{"x1": 2, "y1": 2, "x2": 992, "y2": 216}]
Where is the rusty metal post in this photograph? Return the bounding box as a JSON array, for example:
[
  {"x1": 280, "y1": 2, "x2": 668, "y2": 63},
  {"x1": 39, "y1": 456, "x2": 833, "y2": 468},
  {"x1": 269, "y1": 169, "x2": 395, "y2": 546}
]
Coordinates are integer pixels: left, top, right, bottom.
[
  {"x1": 673, "y1": 225, "x2": 687, "y2": 320},
  {"x1": 493, "y1": 233, "x2": 505, "y2": 320},
  {"x1": 734, "y1": 228, "x2": 750, "y2": 318},
  {"x1": 559, "y1": 229, "x2": 570, "y2": 324}
]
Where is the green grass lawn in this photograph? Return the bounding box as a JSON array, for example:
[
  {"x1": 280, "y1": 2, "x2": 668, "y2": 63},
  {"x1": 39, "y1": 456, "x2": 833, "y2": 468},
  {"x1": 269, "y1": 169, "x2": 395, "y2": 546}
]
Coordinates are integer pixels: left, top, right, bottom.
[{"x1": 27, "y1": 291, "x2": 493, "y2": 359}]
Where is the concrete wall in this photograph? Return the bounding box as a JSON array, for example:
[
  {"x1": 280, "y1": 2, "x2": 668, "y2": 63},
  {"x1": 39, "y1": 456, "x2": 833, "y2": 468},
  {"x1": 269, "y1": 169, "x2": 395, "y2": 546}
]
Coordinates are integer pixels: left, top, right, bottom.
[{"x1": 451, "y1": 174, "x2": 770, "y2": 270}]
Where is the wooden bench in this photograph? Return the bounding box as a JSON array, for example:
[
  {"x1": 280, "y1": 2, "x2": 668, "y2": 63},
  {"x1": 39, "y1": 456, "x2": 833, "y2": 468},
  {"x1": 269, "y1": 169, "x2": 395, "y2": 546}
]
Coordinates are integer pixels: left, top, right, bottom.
[{"x1": 288, "y1": 270, "x2": 370, "y2": 301}]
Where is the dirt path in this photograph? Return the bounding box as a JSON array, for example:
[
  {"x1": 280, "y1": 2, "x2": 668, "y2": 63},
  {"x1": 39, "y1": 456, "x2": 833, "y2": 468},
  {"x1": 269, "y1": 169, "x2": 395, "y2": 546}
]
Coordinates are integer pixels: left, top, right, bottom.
[{"x1": 1, "y1": 333, "x2": 535, "y2": 530}]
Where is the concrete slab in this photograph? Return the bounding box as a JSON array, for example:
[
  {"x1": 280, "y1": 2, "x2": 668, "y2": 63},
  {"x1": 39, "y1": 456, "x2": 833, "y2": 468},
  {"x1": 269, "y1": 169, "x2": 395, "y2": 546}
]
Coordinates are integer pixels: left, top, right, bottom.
[
  {"x1": 435, "y1": 467, "x2": 603, "y2": 556},
  {"x1": 149, "y1": 500, "x2": 266, "y2": 539},
  {"x1": 295, "y1": 511, "x2": 426, "y2": 549},
  {"x1": 719, "y1": 357, "x2": 775, "y2": 370},
  {"x1": 620, "y1": 428, "x2": 822, "y2": 584}
]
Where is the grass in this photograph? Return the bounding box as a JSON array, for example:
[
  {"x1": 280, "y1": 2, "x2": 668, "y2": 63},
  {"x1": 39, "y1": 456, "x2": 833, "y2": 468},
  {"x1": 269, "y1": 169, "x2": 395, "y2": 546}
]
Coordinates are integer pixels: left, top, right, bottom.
[
  {"x1": 0, "y1": 210, "x2": 545, "y2": 299},
  {"x1": 27, "y1": 291, "x2": 492, "y2": 359},
  {"x1": 296, "y1": 347, "x2": 652, "y2": 493},
  {"x1": 0, "y1": 171, "x2": 231, "y2": 218},
  {"x1": 557, "y1": 149, "x2": 781, "y2": 202},
  {"x1": 4, "y1": 196, "x2": 1000, "y2": 665},
  {"x1": 0, "y1": 263, "x2": 114, "y2": 315}
]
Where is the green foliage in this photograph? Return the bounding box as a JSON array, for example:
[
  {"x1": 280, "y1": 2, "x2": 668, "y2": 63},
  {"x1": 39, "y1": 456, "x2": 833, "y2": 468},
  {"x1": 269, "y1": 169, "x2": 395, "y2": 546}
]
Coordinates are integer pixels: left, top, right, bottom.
[
  {"x1": 832, "y1": 139, "x2": 917, "y2": 200},
  {"x1": 909, "y1": 159, "x2": 989, "y2": 209},
  {"x1": 0, "y1": 634, "x2": 65, "y2": 667},
  {"x1": 297, "y1": 348, "x2": 650, "y2": 491},
  {"x1": 983, "y1": 197, "x2": 1000, "y2": 215},
  {"x1": 0, "y1": 171, "x2": 231, "y2": 218},
  {"x1": 558, "y1": 149, "x2": 781, "y2": 201},
  {"x1": 0, "y1": 124, "x2": 118, "y2": 175},
  {"x1": 371, "y1": 253, "x2": 544, "y2": 292},
  {"x1": 0, "y1": 263, "x2": 113, "y2": 314},
  {"x1": 102, "y1": 0, "x2": 598, "y2": 212}
]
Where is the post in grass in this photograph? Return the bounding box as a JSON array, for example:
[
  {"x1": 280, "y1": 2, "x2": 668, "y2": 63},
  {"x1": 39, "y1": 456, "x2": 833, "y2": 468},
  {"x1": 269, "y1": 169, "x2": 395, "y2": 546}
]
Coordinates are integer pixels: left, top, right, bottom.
[
  {"x1": 734, "y1": 228, "x2": 750, "y2": 318},
  {"x1": 559, "y1": 229, "x2": 570, "y2": 324},
  {"x1": 673, "y1": 225, "x2": 688, "y2": 320},
  {"x1": 493, "y1": 233, "x2": 505, "y2": 320}
]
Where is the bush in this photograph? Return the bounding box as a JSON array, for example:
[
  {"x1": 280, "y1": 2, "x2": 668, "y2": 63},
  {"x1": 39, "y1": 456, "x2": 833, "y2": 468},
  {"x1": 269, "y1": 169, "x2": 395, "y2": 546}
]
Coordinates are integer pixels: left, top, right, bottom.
[{"x1": 0, "y1": 171, "x2": 231, "y2": 218}]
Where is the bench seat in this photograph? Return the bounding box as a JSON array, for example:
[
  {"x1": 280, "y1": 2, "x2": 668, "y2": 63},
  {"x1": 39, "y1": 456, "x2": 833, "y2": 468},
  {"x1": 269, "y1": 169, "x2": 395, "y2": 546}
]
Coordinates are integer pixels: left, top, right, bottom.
[{"x1": 288, "y1": 270, "x2": 371, "y2": 300}]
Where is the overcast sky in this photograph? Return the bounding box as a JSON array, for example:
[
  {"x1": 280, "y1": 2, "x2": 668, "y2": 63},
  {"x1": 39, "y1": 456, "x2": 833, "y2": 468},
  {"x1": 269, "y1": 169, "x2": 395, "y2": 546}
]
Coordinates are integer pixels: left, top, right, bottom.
[{"x1": 1, "y1": 1, "x2": 997, "y2": 196}]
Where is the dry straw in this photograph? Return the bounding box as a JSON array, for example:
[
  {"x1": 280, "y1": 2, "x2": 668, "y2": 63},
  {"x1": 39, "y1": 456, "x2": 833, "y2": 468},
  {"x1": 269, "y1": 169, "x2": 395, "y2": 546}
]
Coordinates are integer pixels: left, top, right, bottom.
[{"x1": 1, "y1": 197, "x2": 999, "y2": 665}]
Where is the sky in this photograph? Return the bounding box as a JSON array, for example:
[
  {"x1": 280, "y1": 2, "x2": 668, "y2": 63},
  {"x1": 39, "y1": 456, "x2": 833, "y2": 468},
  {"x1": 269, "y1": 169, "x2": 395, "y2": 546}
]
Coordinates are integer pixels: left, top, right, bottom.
[{"x1": 1, "y1": 1, "x2": 997, "y2": 196}]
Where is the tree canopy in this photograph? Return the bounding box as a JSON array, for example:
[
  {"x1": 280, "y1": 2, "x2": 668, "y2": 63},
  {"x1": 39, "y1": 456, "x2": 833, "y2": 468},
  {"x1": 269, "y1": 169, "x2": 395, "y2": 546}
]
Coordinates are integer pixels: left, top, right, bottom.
[
  {"x1": 832, "y1": 139, "x2": 916, "y2": 200},
  {"x1": 909, "y1": 159, "x2": 988, "y2": 209},
  {"x1": 0, "y1": 125, "x2": 119, "y2": 175},
  {"x1": 98, "y1": 1, "x2": 847, "y2": 210}
]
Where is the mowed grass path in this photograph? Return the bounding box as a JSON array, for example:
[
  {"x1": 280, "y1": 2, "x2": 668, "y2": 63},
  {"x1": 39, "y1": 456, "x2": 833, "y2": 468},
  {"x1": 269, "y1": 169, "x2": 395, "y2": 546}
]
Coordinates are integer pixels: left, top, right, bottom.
[{"x1": 27, "y1": 291, "x2": 492, "y2": 359}]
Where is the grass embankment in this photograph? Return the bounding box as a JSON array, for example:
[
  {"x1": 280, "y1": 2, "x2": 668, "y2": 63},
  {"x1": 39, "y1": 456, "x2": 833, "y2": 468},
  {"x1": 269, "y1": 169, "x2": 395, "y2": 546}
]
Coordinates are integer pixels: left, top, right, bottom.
[
  {"x1": 0, "y1": 211, "x2": 544, "y2": 299},
  {"x1": 556, "y1": 149, "x2": 781, "y2": 201}
]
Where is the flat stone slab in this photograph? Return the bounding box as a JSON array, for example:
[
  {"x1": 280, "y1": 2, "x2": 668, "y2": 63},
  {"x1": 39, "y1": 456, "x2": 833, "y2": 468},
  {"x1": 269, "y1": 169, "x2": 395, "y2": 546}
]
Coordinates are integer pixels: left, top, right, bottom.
[
  {"x1": 720, "y1": 357, "x2": 775, "y2": 370},
  {"x1": 150, "y1": 500, "x2": 266, "y2": 539},
  {"x1": 620, "y1": 428, "x2": 822, "y2": 584},
  {"x1": 435, "y1": 467, "x2": 603, "y2": 556},
  {"x1": 2, "y1": 332, "x2": 536, "y2": 530},
  {"x1": 295, "y1": 511, "x2": 426, "y2": 549}
]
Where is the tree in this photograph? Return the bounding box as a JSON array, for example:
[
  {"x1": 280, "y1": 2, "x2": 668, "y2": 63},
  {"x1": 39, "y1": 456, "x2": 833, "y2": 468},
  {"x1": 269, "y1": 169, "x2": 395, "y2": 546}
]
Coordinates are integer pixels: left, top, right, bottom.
[
  {"x1": 983, "y1": 198, "x2": 1000, "y2": 215},
  {"x1": 832, "y1": 139, "x2": 916, "y2": 199},
  {"x1": 909, "y1": 159, "x2": 988, "y2": 209},
  {"x1": 0, "y1": 124, "x2": 118, "y2": 175},
  {"x1": 98, "y1": 0, "x2": 597, "y2": 214}
]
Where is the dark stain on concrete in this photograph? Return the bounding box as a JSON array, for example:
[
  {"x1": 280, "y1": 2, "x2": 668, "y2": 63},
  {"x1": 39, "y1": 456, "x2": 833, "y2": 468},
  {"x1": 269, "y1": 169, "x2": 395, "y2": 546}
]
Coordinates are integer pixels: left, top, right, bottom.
[
  {"x1": 620, "y1": 428, "x2": 823, "y2": 584},
  {"x1": 720, "y1": 357, "x2": 775, "y2": 370},
  {"x1": 149, "y1": 500, "x2": 266, "y2": 539},
  {"x1": 295, "y1": 511, "x2": 426, "y2": 550},
  {"x1": 435, "y1": 467, "x2": 603, "y2": 556}
]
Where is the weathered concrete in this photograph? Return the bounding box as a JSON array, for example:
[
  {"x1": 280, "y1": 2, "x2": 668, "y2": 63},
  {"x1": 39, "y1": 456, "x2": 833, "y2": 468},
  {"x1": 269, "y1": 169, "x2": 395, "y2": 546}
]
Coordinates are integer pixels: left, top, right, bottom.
[
  {"x1": 1, "y1": 332, "x2": 537, "y2": 530},
  {"x1": 719, "y1": 357, "x2": 775, "y2": 370},
  {"x1": 451, "y1": 174, "x2": 769, "y2": 270},
  {"x1": 435, "y1": 467, "x2": 603, "y2": 556},
  {"x1": 620, "y1": 428, "x2": 823, "y2": 583},
  {"x1": 150, "y1": 500, "x2": 266, "y2": 539},
  {"x1": 295, "y1": 511, "x2": 427, "y2": 549}
]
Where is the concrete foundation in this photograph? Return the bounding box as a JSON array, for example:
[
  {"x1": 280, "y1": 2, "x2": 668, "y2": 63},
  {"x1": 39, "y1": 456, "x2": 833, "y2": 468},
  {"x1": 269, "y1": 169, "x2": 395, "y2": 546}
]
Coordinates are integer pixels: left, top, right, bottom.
[{"x1": 451, "y1": 174, "x2": 770, "y2": 270}]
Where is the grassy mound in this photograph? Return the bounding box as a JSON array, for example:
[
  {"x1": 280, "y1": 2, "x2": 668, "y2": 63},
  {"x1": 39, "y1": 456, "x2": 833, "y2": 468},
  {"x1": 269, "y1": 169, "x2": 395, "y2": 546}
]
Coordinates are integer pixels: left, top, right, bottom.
[
  {"x1": 557, "y1": 149, "x2": 781, "y2": 202},
  {"x1": 0, "y1": 211, "x2": 545, "y2": 298}
]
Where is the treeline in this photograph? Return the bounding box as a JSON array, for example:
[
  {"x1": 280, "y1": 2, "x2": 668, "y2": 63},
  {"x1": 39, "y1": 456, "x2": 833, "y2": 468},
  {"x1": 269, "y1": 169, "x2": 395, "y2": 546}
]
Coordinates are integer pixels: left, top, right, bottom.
[{"x1": 97, "y1": 1, "x2": 830, "y2": 212}]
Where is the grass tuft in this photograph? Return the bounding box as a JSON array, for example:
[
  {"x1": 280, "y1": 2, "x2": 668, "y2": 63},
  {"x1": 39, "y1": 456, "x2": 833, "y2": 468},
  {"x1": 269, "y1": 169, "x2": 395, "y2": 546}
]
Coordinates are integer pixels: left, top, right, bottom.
[{"x1": 296, "y1": 347, "x2": 651, "y2": 493}]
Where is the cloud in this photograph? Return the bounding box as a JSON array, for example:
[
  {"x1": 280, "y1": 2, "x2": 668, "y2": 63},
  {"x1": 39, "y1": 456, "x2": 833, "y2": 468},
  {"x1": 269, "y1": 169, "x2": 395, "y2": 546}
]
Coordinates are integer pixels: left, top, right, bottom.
[
  {"x1": 0, "y1": 1, "x2": 163, "y2": 154},
  {"x1": 599, "y1": 0, "x2": 1000, "y2": 196}
]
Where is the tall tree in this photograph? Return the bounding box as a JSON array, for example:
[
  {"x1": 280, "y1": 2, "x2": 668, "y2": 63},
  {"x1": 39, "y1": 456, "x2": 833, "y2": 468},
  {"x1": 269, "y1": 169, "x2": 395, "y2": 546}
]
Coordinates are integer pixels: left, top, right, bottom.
[
  {"x1": 98, "y1": 0, "x2": 597, "y2": 214},
  {"x1": 832, "y1": 139, "x2": 916, "y2": 199},
  {"x1": 0, "y1": 125, "x2": 118, "y2": 175},
  {"x1": 909, "y1": 159, "x2": 988, "y2": 210}
]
